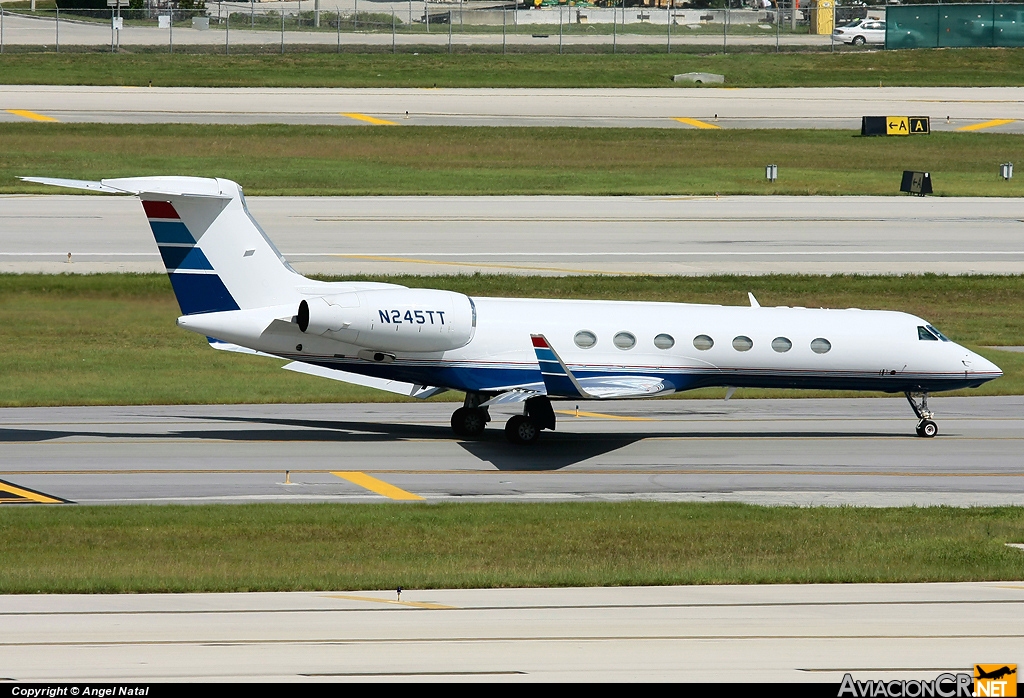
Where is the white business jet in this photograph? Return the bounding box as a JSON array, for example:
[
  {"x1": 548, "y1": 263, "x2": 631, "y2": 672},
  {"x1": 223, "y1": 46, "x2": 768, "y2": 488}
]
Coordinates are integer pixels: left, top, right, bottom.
[{"x1": 26, "y1": 176, "x2": 1002, "y2": 443}]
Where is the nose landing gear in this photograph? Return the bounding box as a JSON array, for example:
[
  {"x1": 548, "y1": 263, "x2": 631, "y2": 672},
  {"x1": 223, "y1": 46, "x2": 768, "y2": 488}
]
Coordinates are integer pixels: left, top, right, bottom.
[{"x1": 905, "y1": 391, "x2": 938, "y2": 438}]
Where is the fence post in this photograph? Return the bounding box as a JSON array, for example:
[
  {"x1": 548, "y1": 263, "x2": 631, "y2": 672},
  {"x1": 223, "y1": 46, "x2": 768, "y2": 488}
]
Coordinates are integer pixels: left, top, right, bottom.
[
  {"x1": 170, "y1": 9, "x2": 173, "y2": 54},
  {"x1": 723, "y1": 6, "x2": 728, "y2": 53},
  {"x1": 251, "y1": 0, "x2": 254, "y2": 29},
  {"x1": 502, "y1": 8, "x2": 506, "y2": 55},
  {"x1": 226, "y1": 10, "x2": 230, "y2": 54},
  {"x1": 392, "y1": 10, "x2": 396, "y2": 54},
  {"x1": 354, "y1": 0, "x2": 357, "y2": 29},
  {"x1": 281, "y1": 9, "x2": 285, "y2": 53},
  {"x1": 111, "y1": 8, "x2": 115, "y2": 53},
  {"x1": 425, "y1": 1, "x2": 429, "y2": 33},
  {"x1": 448, "y1": 10, "x2": 452, "y2": 53},
  {"x1": 1, "y1": 8, "x2": 4, "y2": 55},
  {"x1": 558, "y1": 6, "x2": 562, "y2": 54},
  {"x1": 667, "y1": 0, "x2": 672, "y2": 54},
  {"x1": 776, "y1": 0, "x2": 780, "y2": 52},
  {"x1": 56, "y1": 7, "x2": 59, "y2": 52},
  {"x1": 337, "y1": 6, "x2": 341, "y2": 53},
  {"x1": 612, "y1": 1, "x2": 616, "y2": 54}
]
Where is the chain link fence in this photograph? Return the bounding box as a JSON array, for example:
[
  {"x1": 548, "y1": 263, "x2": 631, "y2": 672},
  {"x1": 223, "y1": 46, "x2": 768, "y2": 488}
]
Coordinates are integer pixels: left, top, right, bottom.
[{"x1": 0, "y1": 1, "x2": 843, "y2": 54}]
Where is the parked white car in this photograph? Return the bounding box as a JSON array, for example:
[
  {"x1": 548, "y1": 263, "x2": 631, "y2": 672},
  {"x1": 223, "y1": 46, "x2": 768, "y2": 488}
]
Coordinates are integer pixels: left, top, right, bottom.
[{"x1": 833, "y1": 19, "x2": 887, "y2": 45}]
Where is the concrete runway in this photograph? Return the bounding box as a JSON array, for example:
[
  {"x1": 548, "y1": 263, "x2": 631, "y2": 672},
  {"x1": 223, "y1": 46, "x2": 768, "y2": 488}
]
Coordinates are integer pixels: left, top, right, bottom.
[
  {"x1": 3, "y1": 85, "x2": 1022, "y2": 130},
  {"x1": 1, "y1": 396, "x2": 1022, "y2": 507},
  {"x1": 3, "y1": 194, "x2": 1023, "y2": 276},
  {"x1": 2, "y1": 583, "x2": 1023, "y2": 682}
]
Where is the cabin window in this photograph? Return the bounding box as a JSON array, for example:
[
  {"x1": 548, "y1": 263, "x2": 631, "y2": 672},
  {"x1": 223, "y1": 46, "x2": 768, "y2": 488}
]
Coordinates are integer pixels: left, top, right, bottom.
[
  {"x1": 918, "y1": 326, "x2": 938, "y2": 341},
  {"x1": 772, "y1": 337, "x2": 792, "y2": 353},
  {"x1": 811, "y1": 338, "x2": 832, "y2": 354},
  {"x1": 693, "y1": 334, "x2": 714, "y2": 351},
  {"x1": 654, "y1": 333, "x2": 675, "y2": 350},
  {"x1": 926, "y1": 324, "x2": 951, "y2": 342},
  {"x1": 574, "y1": 330, "x2": 597, "y2": 349},
  {"x1": 613, "y1": 332, "x2": 637, "y2": 350},
  {"x1": 732, "y1": 336, "x2": 753, "y2": 352}
]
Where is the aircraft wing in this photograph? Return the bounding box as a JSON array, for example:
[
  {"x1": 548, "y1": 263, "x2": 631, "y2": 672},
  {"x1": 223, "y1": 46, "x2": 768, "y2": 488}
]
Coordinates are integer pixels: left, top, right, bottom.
[
  {"x1": 531, "y1": 334, "x2": 670, "y2": 399},
  {"x1": 281, "y1": 361, "x2": 446, "y2": 400}
]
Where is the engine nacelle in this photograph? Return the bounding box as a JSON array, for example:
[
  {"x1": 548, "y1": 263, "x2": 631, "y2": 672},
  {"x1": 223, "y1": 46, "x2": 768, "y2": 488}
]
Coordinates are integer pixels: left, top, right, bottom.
[{"x1": 298, "y1": 288, "x2": 475, "y2": 353}]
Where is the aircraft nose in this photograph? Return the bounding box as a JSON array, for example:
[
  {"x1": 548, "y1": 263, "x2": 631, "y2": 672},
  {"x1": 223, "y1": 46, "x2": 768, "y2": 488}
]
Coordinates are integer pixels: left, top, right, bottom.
[{"x1": 962, "y1": 350, "x2": 1002, "y2": 378}]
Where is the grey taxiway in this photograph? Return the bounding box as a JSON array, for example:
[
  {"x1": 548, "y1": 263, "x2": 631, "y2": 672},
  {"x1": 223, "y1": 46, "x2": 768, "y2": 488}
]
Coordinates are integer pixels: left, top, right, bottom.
[
  {"x1": 2, "y1": 397, "x2": 1022, "y2": 507},
  {"x1": 2, "y1": 583, "x2": 1023, "y2": 682},
  {"x1": 3, "y1": 194, "x2": 1024, "y2": 276},
  {"x1": 2, "y1": 85, "x2": 1022, "y2": 131}
]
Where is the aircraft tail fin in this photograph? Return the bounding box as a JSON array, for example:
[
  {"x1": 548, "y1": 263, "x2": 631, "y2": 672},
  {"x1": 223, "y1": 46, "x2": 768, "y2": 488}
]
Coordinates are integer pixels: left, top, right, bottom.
[{"x1": 22, "y1": 176, "x2": 304, "y2": 314}]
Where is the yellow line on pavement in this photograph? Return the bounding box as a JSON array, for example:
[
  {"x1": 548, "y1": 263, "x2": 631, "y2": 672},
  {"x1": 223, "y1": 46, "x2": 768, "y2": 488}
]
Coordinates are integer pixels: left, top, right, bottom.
[
  {"x1": 341, "y1": 112, "x2": 398, "y2": 126},
  {"x1": 555, "y1": 409, "x2": 654, "y2": 422},
  {"x1": 325, "y1": 593, "x2": 455, "y2": 609},
  {"x1": 0, "y1": 479, "x2": 66, "y2": 504},
  {"x1": 673, "y1": 117, "x2": 721, "y2": 130},
  {"x1": 5, "y1": 109, "x2": 58, "y2": 123},
  {"x1": 956, "y1": 119, "x2": 1015, "y2": 132},
  {"x1": 332, "y1": 471, "x2": 425, "y2": 501}
]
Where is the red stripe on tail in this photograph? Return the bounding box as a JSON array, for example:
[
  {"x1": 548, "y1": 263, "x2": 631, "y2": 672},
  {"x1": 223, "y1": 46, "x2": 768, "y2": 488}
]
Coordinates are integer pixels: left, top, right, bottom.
[
  {"x1": 142, "y1": 200, "x2": 179, "y2": 219},
  {"x1": 531, "y1": 335, "x2": 549, "y2": 348}
]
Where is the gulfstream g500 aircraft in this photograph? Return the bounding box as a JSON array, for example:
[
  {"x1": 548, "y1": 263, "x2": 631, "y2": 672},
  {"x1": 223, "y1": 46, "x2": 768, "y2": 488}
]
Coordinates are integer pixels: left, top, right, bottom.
[{"x1": 28, "y1": 176, "x2": 1001, "y2": 443}]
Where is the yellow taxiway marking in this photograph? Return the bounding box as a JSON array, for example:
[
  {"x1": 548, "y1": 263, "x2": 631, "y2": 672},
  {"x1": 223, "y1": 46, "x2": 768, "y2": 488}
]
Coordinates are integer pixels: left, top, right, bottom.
[
  {"x1": 5, "y1": 109, "x2": 58, "y2": 123},
  {"x1": 0, "y1": 479, "x2": 67, "y2": 504},
  {"x1": 673, "y1": 117, "x2": 721, "y2": 130},
  {"x1": 332, "y1": 471, "x2": 425, "y2": 501},
  {"x1": 341, "y1": 112, "x2": 398, "y2": 126},
  {"x1": 555, "y1": 409, "x2": 654, "y2": 422},
  {"x1": 332, "y1": 253, "x2": 638, "y2": 276},
  {"x1": 325, "y1": 593, "x2": 455, "y2": 609},
  {"x1": 956, "y1": 119, "x2": 1015, "y2": 132}
]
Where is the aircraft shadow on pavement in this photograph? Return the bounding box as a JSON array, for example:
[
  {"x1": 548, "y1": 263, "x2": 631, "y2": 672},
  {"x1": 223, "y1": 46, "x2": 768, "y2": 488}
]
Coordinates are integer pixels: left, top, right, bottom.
[{"x1": 0, "y1": 413, "x2": 908, "y2": 471}]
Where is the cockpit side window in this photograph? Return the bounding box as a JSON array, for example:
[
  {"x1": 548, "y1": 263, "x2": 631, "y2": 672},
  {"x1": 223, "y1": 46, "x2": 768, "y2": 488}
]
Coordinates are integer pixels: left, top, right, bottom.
[
  {"x1": 926, "y1": 324, "x2": 951, "y2": 342},
  {"x1": 918, "y1": 326, "x2": 939, "y2": 341}
]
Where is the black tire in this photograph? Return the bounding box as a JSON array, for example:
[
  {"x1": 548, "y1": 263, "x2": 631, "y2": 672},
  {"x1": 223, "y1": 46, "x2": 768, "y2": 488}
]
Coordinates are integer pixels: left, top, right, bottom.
[
  {"x1": 505, "y1": 415, "x2": 539, "y2": 445},
  {"x1": 853, "y1": 35, "x2": 866, "y2": 45},
  {"x1": 918, "y1": 419, "x2": 938, "y2": 438},
  {"x1": 451, "y1": 407, "x2": 487, "y2": 438}
]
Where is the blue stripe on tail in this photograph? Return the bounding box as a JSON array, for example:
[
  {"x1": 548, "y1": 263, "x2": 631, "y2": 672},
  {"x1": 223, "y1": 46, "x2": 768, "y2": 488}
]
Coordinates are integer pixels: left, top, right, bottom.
[{"x1": 168, "y1": 273, "x2": 240, "y2": 315}]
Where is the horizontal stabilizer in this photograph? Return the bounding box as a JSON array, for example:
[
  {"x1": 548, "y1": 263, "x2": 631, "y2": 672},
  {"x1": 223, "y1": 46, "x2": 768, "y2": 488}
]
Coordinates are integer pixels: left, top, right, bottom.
[
  {"x1": 282, "y1": 361, "x2": 446, "y2": 400},
  {"x1": 20, "y1": 177, "x2": 126, "y2": 194}
]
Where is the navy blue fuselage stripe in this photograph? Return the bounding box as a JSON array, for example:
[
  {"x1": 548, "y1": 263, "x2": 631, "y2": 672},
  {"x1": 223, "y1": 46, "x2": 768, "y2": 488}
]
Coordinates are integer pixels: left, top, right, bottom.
[
  {"x1": 168, "y1": 273, "x2": 240, "y2": 315},
  {"x1": 149, "y1": 221, "x2": 195, "y2": 244},
  {"x1": 158, "y1": 245, "x2": 214, "y2": 271}
]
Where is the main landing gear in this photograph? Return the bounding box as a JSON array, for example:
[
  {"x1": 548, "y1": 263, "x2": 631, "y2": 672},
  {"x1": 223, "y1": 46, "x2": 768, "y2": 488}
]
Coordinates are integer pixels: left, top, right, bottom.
[
  {"x1": 451, "y1": 392, "x2": 491, "y2": 438},
  {"x1": 449, "y1": 393, "x2": 556, "y2": 444},
  {"x1": 905, "y1": 391, "x2": 938, "y2": 438}
]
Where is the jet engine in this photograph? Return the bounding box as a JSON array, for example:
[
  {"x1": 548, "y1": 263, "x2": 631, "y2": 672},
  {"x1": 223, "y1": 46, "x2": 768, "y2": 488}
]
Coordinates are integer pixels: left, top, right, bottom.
[{"x1": 298, "y1": 288, "x2": 475, "y2": 353}]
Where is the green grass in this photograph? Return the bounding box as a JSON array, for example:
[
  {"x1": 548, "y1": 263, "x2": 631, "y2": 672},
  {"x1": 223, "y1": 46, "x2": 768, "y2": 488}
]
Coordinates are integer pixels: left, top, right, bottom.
[
  {"x1": 1, "y1": 273, "x2": 1021, "y2": 407},
  {"x1": 0, "y1": 503, "x2": 1022, "y2": 593},
  {"x1": 4, "y1": 124, "x2": 1024, "y2": 197},
  {"x1": 1, "y1": 49, "x2": 1023, "y2": 87}
]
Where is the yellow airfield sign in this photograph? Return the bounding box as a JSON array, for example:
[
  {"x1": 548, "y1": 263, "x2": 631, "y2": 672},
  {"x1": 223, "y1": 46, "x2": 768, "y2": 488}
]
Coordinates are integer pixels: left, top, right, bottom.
[{"x1": 886, "y1": 116, "x2": 910, "y2": 136}]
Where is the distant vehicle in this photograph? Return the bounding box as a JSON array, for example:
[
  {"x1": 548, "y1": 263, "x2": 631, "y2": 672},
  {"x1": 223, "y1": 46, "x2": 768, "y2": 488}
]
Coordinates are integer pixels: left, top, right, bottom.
[
  {"x1": 833, "y1": 18, "x2": 886, "y2": 45},
  {"x1": 888, "y1": 22, "x2": 931, "y2": 48}
]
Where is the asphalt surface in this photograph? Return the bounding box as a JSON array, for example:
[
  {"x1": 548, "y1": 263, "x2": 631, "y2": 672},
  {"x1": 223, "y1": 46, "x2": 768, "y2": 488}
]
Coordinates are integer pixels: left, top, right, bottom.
[
  {"x1": 3, "y1": 194, "x2": 1023, "y2": 275},
  {"x1": 3, "y1": 85, "x2": 1022, "y2": 130},
  {"x1": 2, "y1": 583, "x2": 1023, "y2": 681},
  {"x1": 1, "y1": 396, "x2": 1022, "y2": 507}
]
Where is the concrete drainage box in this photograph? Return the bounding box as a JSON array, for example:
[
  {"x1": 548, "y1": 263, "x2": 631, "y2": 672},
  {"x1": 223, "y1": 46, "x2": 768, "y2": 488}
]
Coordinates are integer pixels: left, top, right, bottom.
[{"x1": 673, "y1": 72, "x2": 725, "y2": 85}]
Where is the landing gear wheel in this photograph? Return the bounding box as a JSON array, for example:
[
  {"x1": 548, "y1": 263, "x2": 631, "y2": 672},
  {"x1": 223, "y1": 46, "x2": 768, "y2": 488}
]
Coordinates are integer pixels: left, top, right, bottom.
[
  {"x1": 451, "y1": 407, "x2": 487, "y2": 438},
  {"x1": 505, "y1": 415, "x2": 539, "y2": 445},
  {"x1": 916, "y1": 419, "x2": 938, "y2": 438}
]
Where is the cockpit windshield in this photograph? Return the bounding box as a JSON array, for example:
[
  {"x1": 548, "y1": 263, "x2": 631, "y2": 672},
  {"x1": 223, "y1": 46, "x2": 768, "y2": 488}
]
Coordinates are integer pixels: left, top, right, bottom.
[{"x1": 918, "y1": 325, "x2": 951, "y2": 342}]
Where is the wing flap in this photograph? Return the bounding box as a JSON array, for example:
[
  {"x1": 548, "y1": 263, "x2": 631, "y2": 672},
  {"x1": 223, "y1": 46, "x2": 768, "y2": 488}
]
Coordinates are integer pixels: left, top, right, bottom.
[{"x1": 282, "y1": 361, "x2": 446, "y2": 399}]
